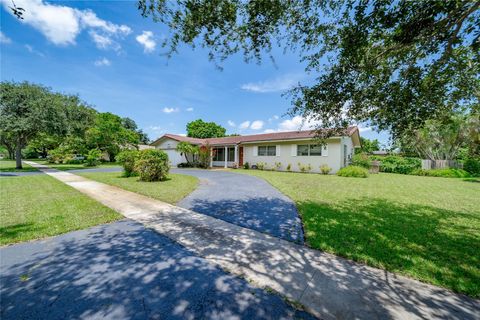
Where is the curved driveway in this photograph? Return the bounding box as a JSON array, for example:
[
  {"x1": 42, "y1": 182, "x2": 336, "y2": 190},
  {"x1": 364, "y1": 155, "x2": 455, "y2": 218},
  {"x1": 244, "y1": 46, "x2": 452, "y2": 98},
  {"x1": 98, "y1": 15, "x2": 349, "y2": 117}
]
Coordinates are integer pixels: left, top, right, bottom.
[{"x1": 172, "y1": 169, "x2": 304, "y2": 244}]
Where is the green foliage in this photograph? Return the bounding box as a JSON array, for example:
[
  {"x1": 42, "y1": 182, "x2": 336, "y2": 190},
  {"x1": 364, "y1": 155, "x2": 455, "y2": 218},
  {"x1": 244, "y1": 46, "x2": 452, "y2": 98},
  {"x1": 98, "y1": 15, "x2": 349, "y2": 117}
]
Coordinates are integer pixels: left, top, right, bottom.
[
  {"x1": 297, "y1": 162, "x2": 312, "y2": 173},
  {"x1": 243, "y1": 162, "x2": 250, "y2": 169},
  {"x1": 86, "y1": 112, "x2": 139, "y2": 161},
  {"x1": 139, "y1": 1, "x2": 479, "y2": 140},
  {"x1": 320, "y1": 164, "x2": 332, "y2": 175},
  {"x1": 116, "y1": 149, "x2": 139, "y2": 177},
  {"x1": 378, "y1": 156, "x2": 421, "y2": 174},
  {"x1": 256, "y1": 162, "x2": 266, "y2": 170},
  {"x1": 286, "y1": 163, "x2": 292, "y2": 172},
  {"x1": 134, "y1": 149, "x2": 170, "y2": 182},
  {"x1": 186, "y1": 119, "x2": 226, "y2": 138},
  {"x1": 359, "y1": 138, "x2": 381, "y2": 154},
  {"x1": 352, "y1": 153, "x2": 371, "y2": 169},
  {"x1": 176, "y1": 141, "x2": 199, "y2": 164},
  {"x1": 85, "y1": 149, "x2": 101, "y2": 167},
  {"x1": 411, "y1": 168, "x2": 471, "y2": 178},
  {"x1": 337, "y1": 166, "x2": 368, "y2": 178},
  {"x1": 464, "y1": 158, "x2": 480, "y2": 176},
  {"x1": 274, "y1": 162, "x2": 282, "y2": 171},
  {"x1": 197, "y1": 145, "x2": 211, "y2": 168},
  {"x1": 122, "y1": 117, "x2": 149, "y2": 144}
]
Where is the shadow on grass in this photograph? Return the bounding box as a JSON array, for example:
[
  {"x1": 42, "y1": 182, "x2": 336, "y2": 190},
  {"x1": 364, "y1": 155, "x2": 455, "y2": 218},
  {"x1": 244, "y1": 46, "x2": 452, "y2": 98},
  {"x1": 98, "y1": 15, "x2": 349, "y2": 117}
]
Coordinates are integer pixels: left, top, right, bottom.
[
  {"x1": 463, "y1": 178, "x2": 480, "y2": 183},
  {"x1": 0, "y1": 220, "x2": 314, "y2": 319},
  {"x1": 298, "y1": 198, "x2": 480, "y2": 297},
  {"x1": 0, "y1": 223, "x2": 35, "y2": 243}
]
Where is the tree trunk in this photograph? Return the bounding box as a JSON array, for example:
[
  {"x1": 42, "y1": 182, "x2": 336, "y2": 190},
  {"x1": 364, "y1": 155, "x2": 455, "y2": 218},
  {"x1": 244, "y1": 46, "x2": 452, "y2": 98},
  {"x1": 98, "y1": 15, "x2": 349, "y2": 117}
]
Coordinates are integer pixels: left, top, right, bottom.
[{"x1": 15, "y1": 144, "x2": 23, "y2": 169}]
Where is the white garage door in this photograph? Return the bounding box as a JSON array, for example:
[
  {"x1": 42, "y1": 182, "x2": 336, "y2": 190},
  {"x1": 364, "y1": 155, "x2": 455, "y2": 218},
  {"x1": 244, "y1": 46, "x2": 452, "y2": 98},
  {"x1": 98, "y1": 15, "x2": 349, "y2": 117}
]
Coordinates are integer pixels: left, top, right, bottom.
[{"x1": 162, "y1": 149, "x2": 184, "y2": 167}]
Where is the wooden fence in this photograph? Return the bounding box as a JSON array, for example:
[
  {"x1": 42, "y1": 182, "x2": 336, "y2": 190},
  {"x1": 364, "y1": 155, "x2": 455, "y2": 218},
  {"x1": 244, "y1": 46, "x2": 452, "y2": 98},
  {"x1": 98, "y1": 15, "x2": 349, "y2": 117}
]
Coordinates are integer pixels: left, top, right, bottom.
[{"x1": 421, "y1": 160, "x2": 463, "y2": 170}]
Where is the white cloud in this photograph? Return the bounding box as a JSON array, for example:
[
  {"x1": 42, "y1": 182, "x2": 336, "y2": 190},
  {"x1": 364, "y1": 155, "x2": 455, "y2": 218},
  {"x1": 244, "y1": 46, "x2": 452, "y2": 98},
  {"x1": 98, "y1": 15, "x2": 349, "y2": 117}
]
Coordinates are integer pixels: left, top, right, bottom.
[
  {"x1": 227, "y1": 120, "x2": 236, "y2": 127},
  {"x1": 94, "y1": 57, "x2": 111, "y2": 67},
  {"x1": 278, "y1": 115, "x2": 321, "y2": 132},
  {"x1": 358, "y1": 125, "x2": 372, "y2": 133},
  {"x1": 239, "y1": 121, "x2": 250, "y2": 129},
  {"x1": 24, "y1": 44, "x2": 45, "y2": 57},
  {"x1": 136, "y1": 31, "x2": 156, "y2": 53},
  {"x1": 1, "y1": 0, "x2": 130, "y2": 49},
  {"x1": 250, "y1": 120, "x2": 264, "y2": 130},
  {"x1": 89, "y1": 31, "x2": 116, "y2": 50},
  {"x1": 241, "y1": 74, "x2": 302, "y2": 93},
  {"x1": 186, "y1": 107, "x2": 194, "y2": 112},
  {"x1": 0, "y1": 31, "x2": 11, "y2": 44},
  {"x1": 162, "y1": 107, "x2": 179, "y2": 114}
]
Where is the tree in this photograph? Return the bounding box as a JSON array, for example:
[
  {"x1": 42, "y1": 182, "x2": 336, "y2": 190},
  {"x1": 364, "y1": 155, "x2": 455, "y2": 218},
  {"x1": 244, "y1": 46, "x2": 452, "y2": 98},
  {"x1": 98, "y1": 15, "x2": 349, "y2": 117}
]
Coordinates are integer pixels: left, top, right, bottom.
[
  {"x1": 86, "y1": 112, "x2": 139, "y2": 161},
  {"x1": 139, "y1": 1, "x2": 479, "y2": 139},
  {"x1": 186, "y1": 119, "x2": 226, "y2": 138},
  {"x1": 122, "y1": 117, "x2": 150, "y2": 144},
  {"x1": 176, "y1": 141, "x2": 199, "y2": 164},
  {"x1": 359, "y1": 138, "x2": 381, "y2": 154},
  {"x1": 0, "y1": 82, "x2": 69, "y2": 168}
]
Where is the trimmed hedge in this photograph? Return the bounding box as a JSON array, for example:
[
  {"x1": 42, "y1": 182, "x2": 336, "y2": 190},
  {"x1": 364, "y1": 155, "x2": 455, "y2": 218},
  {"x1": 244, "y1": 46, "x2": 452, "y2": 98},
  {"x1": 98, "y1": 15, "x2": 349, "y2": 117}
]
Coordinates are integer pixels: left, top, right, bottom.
[
  {"x1": 337, "y1": 165, "x2": 369, "y2": 178},
  {"x1": 134, "y1": 149, "x2": 170, "y2": 182},
  {"x1": 411, "y1": 168, "x2": 471, "y2": 178}
]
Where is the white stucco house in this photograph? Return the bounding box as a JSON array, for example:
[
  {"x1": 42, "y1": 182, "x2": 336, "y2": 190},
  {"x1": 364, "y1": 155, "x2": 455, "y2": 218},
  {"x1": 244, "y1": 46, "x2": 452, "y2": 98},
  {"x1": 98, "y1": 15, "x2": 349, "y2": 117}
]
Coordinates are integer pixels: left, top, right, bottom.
[{"x1": 150, "y1": 127, "x2": 361, "y2": 173}]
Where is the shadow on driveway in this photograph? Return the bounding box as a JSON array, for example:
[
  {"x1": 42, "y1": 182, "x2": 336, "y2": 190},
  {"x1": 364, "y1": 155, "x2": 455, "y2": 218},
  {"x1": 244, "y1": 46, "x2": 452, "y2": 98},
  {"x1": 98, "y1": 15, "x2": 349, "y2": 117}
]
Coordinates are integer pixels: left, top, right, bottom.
[{"x1": 0, "y1": 220, "x2": 315, "y2": 320}]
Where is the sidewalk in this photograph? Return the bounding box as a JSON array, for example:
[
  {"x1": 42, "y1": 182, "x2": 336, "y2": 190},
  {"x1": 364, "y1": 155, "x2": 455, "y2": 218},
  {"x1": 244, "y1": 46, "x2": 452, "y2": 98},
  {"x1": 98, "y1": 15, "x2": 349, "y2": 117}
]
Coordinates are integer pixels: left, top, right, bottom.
[{"x1": 25, "y1": 161, "x2": 480, "y2": 319}]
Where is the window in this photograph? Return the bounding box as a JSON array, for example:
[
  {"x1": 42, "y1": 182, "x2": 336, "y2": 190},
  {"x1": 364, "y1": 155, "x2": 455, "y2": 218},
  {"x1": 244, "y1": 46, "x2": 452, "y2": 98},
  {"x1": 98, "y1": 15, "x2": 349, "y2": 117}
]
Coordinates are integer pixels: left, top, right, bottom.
[
  {"x1": 297, "y1": 144, "x2": 323, "y2": 156},
  {"x1": 228, "y1": 147, "x2": 235, "y2": 161},
  {"x1": 297, "y1": 145, "x2": 309, "y2": 156},
  {"x1": 213, "y1": 148, "x2": 224, "y2": 161},
  {"x1": 309, "y1": 145, "x2": 322, "y2": 156},
  {"x1": 258, "y1": 146, "x2": 276, "y2": 156}
]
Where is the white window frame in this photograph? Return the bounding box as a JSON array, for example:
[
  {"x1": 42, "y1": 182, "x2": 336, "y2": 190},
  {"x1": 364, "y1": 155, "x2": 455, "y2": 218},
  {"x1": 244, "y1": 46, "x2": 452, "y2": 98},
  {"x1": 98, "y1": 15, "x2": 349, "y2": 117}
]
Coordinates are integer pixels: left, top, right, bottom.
[
  {"x1": 296, "y1": 144, "x2": 325, "y2": 156},
  {"x1": 258, "y1": 145, "x2": 277, "y2": 156}
]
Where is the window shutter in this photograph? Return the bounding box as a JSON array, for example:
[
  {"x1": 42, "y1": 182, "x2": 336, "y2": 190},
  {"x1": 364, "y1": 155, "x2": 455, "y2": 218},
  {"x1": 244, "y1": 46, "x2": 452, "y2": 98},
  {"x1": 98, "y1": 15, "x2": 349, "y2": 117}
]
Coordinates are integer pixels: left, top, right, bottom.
[
  {"x1": 322, "y1": 144, "x2": 328, "y2": 157},
  {"x1": 291, "y1": 145, "x2": 297, "y2": 156},
  {"x1": 253, "y1": 146, "x2": 258, "y2": 157},
  {"x1": 276, "y1": 145, "x2": 281, "y2": 157}
]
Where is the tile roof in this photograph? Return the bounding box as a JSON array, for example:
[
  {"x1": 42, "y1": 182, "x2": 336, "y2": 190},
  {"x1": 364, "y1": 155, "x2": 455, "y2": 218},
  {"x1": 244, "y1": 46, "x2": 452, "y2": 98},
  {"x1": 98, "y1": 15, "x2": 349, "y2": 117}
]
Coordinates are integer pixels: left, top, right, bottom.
[{"x1": 152, "y1": 127, "x2": 358, "y2": 146}]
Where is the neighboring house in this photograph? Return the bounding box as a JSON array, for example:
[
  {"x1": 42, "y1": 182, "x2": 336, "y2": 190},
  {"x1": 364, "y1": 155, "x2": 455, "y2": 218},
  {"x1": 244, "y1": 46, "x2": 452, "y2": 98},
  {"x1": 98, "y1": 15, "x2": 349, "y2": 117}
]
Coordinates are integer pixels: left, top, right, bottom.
[{"x1": 150, "y1": 127, "x2": 361, "y2": 173}]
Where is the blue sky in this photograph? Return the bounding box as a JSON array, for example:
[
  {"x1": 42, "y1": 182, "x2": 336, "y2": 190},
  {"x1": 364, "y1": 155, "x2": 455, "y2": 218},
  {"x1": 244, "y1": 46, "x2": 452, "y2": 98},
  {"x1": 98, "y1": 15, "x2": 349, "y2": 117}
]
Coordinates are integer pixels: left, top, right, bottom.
[{"x1": 1, "y1": 0, "x2": 387, "y2": 144}]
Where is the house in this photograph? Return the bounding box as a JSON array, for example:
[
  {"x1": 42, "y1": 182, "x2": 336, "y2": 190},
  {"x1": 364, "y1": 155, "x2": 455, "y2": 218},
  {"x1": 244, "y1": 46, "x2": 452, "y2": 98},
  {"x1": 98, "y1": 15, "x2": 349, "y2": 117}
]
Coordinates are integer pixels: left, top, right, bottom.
[{"x1": 150, "y1": 127, "x2": 361, "y2": 173}]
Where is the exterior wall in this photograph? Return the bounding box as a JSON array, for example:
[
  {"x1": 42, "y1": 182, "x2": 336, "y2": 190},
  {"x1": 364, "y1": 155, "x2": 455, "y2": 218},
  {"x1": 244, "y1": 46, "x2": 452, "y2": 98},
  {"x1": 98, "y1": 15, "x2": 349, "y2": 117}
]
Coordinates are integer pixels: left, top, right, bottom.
[
  {"x1": 242, "y1": 138, "x2": 344, "y2": 173},
  {"x1": 153, "y1": 138, "x2": 184, "y2": 167},
  {"x1": 341, "y1": 137, "x2": 355, "y2": 167}
]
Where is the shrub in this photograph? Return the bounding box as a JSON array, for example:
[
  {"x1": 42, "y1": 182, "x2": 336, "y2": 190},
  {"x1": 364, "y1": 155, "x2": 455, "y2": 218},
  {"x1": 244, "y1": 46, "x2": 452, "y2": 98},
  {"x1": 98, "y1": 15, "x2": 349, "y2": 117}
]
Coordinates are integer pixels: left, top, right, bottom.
[
  {"x1": 320, "y1": 164, "x2": 332, "y2": 175},
  {"x1": 177, "y1": 162, "x2": 195, "y2": 168},
  {"x1": 134, "y1": 149, "x2": 170, "y2": 182},
  {"x1": 116, "y1": 149, "x2": 139, "y2": 177},
  {"x1": 337, "y1": 165, "x2": 368, "y2": 178},
  {"x1": 352, "y1": 153, "x2": 371, "y2": 169},
  {"x1": 256, "y1": 162, "x2": 266, "y2": 170},
  {"x1": 286, "y1": 163, "x2": 292, "y2": 172},
  {"x1": 274, "y1": 162, "x2": 282, "y2": 171},
  {"x1": 243, "y1": 162, "x2": 250, "y2": 169},
  {"x1": 378, "y1": 156, "x2": 421, "y2": 174},
  {"x1": 411, "y1": 168, "x2": 471, "y2": 178},
  {"x1": 464, "y1": 158, "x2": 480, "y2": 176},
  {"x1": 65, "y1": 159, "x2": 83, "y2": 164},
  {"x1": 84, "y1": 149, "x2": 101, "y2": 167},
  {"x1": 298, "y1": 162, "x2": 312, "y2": 173}
]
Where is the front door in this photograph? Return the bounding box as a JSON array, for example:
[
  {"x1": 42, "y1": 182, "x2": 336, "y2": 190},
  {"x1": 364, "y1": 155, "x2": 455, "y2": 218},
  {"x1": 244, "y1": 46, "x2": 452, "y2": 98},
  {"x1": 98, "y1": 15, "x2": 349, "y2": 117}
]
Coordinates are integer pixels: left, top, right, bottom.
[{"x1": 239, "y1": 147, "x2": 244, "y2": 166}]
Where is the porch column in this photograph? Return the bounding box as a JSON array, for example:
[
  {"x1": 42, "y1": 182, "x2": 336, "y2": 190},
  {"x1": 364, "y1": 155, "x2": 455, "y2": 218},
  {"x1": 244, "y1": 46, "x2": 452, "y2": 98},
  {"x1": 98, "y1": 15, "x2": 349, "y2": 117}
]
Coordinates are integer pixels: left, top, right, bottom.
[
  {"x1": 224, "y1": 146, "x2": 228, "y2": 168},
  {"x1": 234, "y1": 145, "x2": 238, "y2": 165},
  {"x1": 210, "y1": 148, "x2": 213, "y2": 168}
]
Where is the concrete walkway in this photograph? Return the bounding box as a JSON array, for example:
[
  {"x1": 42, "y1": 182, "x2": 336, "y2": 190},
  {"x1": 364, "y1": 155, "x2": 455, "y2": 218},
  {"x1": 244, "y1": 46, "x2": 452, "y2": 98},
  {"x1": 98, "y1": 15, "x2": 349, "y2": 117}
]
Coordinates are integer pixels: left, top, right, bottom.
[
  {"x1": 24, "y1": 161, "x2": 480, "y2": 320},
  {"x1": 172, "y1": 169, "x2": 304, "y2": 243}
]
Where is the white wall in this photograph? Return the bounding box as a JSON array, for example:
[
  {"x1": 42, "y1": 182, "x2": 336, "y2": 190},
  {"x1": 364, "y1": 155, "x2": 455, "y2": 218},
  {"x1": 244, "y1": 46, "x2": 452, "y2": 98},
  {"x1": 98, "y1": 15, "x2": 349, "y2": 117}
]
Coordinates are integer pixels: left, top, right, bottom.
[
  {"x1": 242, "y1": 138, "x2": 345, "y2": 173},
  {"x1": 153, "y1": 138, "x2": 184, "y2": 167}
]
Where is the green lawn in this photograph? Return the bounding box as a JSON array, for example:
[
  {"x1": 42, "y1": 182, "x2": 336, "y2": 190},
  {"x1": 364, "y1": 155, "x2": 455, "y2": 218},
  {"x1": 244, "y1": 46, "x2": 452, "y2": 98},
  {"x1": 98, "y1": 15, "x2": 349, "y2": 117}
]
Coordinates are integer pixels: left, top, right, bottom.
[
  {"x1": 34, "y1": 159, "x2": 121, "y2": 171},
  {"x1": 236, "y1": 169, "x2": 480, "y2": 297},
  {"x1": 0, "y1": 159, "x2": 38, "y2": 172},
  {"x1": 0, "y1": 174, "x2": 121, "y2": 245},
  {"x1": 76, "y1": 171, "x2": 198, "y2": 204}
]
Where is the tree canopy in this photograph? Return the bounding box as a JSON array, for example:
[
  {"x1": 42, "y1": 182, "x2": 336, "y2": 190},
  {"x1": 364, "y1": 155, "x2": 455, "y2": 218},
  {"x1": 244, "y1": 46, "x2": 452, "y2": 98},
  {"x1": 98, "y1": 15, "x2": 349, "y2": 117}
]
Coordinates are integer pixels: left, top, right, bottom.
[
  {"x1": 186, "y1": 119, "x2": 226, "y2": 138},
  {"x1": 139, "y1": 0, "x2": 480, "y2": 139}
]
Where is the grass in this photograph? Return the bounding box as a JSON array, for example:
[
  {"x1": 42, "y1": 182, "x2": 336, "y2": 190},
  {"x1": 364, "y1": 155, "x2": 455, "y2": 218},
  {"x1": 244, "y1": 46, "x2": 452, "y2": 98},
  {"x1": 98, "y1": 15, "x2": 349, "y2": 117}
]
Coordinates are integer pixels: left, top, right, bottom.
[
  {"x1": 235, "y1": 169, "x2": 480, "y2": 297},
  {"x1": 0, "y1": 159, "x2": 38, "y2": 172},
  {"x1": 0, "y1": 174, "x2": 121, "y2": 245},
  {"x1": 34, "y1": 159, "x2": 121, "y2": 171},
  {"x1": 76, "y1": 171, "x2": 198, "y2": 204}
]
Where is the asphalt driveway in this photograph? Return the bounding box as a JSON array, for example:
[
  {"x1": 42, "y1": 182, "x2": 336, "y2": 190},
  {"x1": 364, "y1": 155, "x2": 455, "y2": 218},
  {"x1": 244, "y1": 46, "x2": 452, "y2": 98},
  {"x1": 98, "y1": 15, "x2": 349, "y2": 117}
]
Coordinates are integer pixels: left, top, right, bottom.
[
  {"x1": 0, "y1": 220, "x2": 314, "y2": 320},
  {"x1": 172, "y1": 169, "x2": 304, "y2": 244}
]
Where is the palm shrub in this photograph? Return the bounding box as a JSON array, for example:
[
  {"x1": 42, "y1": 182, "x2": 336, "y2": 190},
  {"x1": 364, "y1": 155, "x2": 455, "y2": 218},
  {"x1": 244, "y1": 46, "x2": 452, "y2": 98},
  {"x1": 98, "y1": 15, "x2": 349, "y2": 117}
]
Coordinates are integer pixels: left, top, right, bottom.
[
  {"x1": 337, "y1": 165, "x2": 368, "y2": 178},
  {"x1": 134, "y1": 149, "x2": 170, "y2": 182},
  {"x1": 116, "y1": 149, "x2": 139, "y2": 177},
  {"x1": 320, "y1": 164, "x2": 332, "y2": 174},
  {"x1": 85, "y1": 149, "x2": 101, "y2": 167}
]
